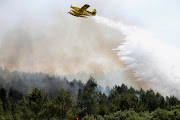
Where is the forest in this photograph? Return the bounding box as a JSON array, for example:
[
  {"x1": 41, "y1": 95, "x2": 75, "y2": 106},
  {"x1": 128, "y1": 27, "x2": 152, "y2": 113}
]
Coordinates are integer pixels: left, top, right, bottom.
[{"x1": 0, "y1": 67, "x2": 180, "y2": 120}]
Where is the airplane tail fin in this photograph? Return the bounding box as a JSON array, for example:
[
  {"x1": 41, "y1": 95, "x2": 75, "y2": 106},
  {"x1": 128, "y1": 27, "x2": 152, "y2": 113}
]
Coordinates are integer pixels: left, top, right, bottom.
[{"x1": 92, "y1": 9, "x2": 97, "y2": 15}]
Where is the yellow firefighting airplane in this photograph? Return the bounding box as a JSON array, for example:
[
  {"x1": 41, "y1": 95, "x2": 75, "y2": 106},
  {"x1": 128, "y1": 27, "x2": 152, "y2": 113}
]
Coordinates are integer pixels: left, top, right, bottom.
[{"x1": 68, "y1": 4, "x2": 96, "y2": 18}]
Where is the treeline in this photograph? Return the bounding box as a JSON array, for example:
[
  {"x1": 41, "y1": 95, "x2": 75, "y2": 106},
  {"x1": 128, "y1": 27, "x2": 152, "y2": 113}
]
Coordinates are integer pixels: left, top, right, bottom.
[
  {"x1": 0, "y1": 67, "x2": 85, "y2": 99},
  {"x1": 0, "y1": 77, "x2": 180, "y2": 120}
]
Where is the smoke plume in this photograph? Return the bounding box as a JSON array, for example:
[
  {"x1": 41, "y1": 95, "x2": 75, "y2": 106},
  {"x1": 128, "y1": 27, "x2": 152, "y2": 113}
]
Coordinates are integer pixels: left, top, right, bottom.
[
  {"x1": 0, "y1": 0, "x2": 133, "y2": 89},
  {"x1": 0, "y1": 0, "x2": 124, "y2": 74}
]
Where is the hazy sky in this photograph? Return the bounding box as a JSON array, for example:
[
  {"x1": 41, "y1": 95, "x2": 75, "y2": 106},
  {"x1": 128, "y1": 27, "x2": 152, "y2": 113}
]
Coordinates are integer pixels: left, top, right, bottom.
[
  {"x1": 119, "y1": 0, "x2": 180, "y2": 47},
  {"x1": 70, "y1": 0, "x2": 180, "y2": 47}
]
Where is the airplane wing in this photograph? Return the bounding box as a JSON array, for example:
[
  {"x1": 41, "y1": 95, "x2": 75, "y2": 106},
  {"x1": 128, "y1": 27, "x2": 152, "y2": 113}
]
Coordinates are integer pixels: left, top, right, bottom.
[
  {"x1": 78, "y1": 4, "x2": 90, "y2": 13},
  {"x1": 71, "y1": 6, "x2": 80, "y2": 11}
]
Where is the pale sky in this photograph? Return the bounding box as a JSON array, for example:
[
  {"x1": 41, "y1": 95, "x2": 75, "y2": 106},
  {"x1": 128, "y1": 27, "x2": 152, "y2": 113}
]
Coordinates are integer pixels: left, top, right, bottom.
[{"x1": 120, "y1": 0, "x2": 180, "y2": 47}]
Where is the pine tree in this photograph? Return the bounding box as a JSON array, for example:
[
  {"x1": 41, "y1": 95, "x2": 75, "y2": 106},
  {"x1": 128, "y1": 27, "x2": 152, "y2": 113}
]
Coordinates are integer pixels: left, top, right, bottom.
[
  {"x1": 98, "y1": 92, "x2": 108, "y2": 116},
  {"x1": 52, "y1": 89, "x2": 73, "y2": 120},
  {"x1": 77, "y1": 88, "x2": 83, "y2": 109},
  {"x1": 0, "y1": 88, "x2": 6, "y2": 108},
  {"x1": 0, "y1": 99, "x2": 4, "y2": 118},
  {"x1": 27, "y1": 88, "x2": 48, "y2": 119}
]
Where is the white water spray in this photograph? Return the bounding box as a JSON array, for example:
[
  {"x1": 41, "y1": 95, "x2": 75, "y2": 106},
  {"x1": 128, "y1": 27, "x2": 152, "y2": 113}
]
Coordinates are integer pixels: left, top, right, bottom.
[
  {"x1": 93, "y1": 15, "x2": 180, "y2": 98},
  {"x1": 92, "y1": 16, "x2": 135, "y2": 36}
]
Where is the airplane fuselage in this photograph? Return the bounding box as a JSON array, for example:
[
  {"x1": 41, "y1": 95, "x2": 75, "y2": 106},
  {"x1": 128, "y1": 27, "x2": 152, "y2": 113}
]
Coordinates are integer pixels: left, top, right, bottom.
[{"x1": 68, "y1": 4, "x2": 96, "y2": 18}]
